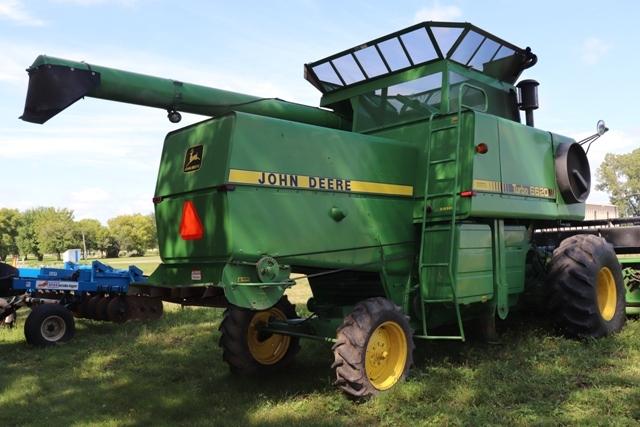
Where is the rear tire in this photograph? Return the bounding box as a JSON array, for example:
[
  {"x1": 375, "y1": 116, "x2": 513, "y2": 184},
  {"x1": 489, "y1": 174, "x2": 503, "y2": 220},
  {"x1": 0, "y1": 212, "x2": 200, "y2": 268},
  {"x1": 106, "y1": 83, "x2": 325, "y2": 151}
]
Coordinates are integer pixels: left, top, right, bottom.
[
  {"x1": 548, "y1": 234, "x2": 626, "y2": 338},
  {"x1": 24, "y1": 304, "x2": 75, "y2": 346},
  {"x1": 219, "y1": 297, "x2": 300, "y2": 375},
  {"x1": 332, "y1": 297, "x2": 414, "y2": 399}
]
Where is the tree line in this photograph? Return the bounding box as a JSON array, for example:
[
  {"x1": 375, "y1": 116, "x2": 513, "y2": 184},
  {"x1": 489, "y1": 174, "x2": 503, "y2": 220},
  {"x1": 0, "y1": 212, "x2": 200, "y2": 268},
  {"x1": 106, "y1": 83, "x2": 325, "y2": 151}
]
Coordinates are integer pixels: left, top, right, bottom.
[
  {"x1": 597, "y1": 148, "x2": 640, "y2": 217},
  {"x1": 0, "y1": 208, "x2": 157, "y2": 261}
]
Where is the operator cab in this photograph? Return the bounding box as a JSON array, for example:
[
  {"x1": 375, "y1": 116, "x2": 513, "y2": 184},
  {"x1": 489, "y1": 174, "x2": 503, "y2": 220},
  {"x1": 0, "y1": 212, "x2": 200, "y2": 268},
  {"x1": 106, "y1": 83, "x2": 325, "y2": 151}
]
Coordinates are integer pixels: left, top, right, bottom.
[{"x1": 305, "y1": 22, "x2": 537, "y2": 132}]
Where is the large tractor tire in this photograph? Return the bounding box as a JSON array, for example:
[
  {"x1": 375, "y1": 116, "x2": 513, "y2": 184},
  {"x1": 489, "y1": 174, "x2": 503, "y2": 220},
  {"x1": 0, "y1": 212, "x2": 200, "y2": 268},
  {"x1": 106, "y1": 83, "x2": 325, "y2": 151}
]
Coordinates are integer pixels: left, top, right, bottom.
[
  {"x1": 332, "y1": 297, "x2": 414, "y2": 399},
  {"x1": 548, "y1": 234, "x2": 626, "y2": 338},
  {"x1": 219, "y1": 297, "x2": 300, "y2": 375},
  {"x1": 24, "y1": 304, "x2": 75, "y2": 346}
]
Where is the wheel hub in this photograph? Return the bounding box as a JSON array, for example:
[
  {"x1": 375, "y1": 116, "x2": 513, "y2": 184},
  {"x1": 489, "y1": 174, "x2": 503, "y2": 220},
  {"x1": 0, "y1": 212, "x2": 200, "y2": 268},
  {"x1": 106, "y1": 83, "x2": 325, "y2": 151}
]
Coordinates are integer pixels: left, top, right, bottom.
[
  {"x1": 596, "y1": 266, "x2": 617, "y2": 321},
  {"x1": 247, "y1": 308, "x2": 290, "y2": 365},
  {"x1": 40, "y1": 314, "x2": 66, "y2": 342},
  {"x1": 365, "y1": 321, "x2": 408, "y2": 391}
]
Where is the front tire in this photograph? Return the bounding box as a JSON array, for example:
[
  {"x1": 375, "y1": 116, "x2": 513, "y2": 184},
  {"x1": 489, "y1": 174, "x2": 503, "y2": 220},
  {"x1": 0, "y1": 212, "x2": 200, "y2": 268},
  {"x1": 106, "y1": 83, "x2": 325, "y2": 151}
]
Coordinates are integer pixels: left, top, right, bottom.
[
  {"x1": 548, "y1": 234, "x2": 626, "y2": 338},
  {"x1": 24, "y1": 304, "x2": 75, "y2": 346},
  {"x1": 219, "y1": 297, "x2": 300, "y2": 374},
  {"x1": 332, "y1": 297, "x2": 414, "y2": 399}
]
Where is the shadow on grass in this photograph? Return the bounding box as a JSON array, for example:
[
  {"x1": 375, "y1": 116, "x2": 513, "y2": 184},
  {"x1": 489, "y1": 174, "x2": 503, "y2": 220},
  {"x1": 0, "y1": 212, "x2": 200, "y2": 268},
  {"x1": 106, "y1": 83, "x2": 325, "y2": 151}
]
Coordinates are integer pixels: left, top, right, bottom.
[
  {"x1": 0, "y1": 307, "x2": 340, "y2": 427},
  {"x1": 1, "y1": 309, "x2": 639, "y2": 426}
]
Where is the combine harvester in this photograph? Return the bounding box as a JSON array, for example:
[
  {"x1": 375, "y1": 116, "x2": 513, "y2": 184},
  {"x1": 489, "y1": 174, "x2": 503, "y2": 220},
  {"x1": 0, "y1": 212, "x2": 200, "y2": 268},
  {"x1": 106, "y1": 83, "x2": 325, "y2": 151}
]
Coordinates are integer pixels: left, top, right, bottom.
[
  {"x1": 6, "y1": 21, "x2": 640, "y2": 397},
  {"x1": 0, "y1": 250, "x2": 162, "y2": 346}
]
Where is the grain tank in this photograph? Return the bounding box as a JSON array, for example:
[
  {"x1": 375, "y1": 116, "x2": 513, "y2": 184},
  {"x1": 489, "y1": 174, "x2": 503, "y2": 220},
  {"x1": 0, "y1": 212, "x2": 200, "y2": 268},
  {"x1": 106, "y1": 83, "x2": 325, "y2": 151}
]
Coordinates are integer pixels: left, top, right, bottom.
[{"x1": 20, "y1": 21, "x2": 624, "y2": 398}]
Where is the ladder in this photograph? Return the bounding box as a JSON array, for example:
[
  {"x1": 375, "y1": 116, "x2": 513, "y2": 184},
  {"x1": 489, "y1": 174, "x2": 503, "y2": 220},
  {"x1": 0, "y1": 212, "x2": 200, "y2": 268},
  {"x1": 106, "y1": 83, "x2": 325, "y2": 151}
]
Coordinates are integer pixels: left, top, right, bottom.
[{"x1": 415, "y1": 108, "x2": 465, "y2": 341}]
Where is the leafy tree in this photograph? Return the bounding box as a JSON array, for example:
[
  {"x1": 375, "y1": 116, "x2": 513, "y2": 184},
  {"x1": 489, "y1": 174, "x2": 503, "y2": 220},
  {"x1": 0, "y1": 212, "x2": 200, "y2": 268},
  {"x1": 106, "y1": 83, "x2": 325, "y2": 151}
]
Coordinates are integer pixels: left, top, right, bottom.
[
  {"x1": 597, "y1": 149, "x2": 640, "y2": 217},
  {"x1": 108, "y1": 214, "x2": 156, "y2": 256},
  {"x1": 0, "y1": 208, "x2": 21, "y2": 261},
  {"x1": 16, "y1": 209, "x2": 42, "y2": 261},
  {"x1": 32, "y1": 207, "x2": 77, "y2": 261},
  {"x1": 96, "y1": 227, "x2": 120, "y2": 258},
  {"x1": 75, "y1": 218, "x2": 104, "y2": 257}
]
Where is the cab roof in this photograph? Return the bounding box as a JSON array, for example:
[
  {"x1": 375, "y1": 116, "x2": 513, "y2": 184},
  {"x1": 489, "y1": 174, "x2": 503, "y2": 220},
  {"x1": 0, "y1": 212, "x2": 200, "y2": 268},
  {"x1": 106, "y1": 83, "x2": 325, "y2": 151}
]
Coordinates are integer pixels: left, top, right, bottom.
[{"x1": 305, "y1": 21, "x2": 536, "y2": 94}]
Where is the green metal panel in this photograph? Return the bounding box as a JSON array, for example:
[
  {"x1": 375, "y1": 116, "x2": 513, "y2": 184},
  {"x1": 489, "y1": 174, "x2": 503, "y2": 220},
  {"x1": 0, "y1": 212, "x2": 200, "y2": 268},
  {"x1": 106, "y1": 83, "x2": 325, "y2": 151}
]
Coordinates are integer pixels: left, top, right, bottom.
[
  {"x1": 150, "y1": 112, "x2": 419, "y2": 310},
  {"x1": 155, "y1": 116, "x2": 234, "y2": 199},
  {"x1": 498, "y1": 119, "x2": 555, "y2": 192},
  {"x1": 503, "y1": 226, "x2": 528, "y2": 294},
  {"x1": 470, "y1": 113, "x2": 585, "y2": 221},
  {"x1": 421, "y1": 223, "x2": 494, "y2": 303}
]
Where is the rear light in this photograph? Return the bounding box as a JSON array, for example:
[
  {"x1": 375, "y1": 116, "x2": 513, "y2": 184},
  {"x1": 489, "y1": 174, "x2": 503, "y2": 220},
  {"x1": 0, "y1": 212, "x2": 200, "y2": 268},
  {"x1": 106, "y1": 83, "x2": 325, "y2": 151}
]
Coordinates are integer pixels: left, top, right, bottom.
[
  {"x1": 460, "y1": 190, "x2": 475, "y2": 197},
  {"x1": 475, "y1": 143, "x2": 488, "y2": 154},
  {"x1": 179, "y1": 200, "x2": 204, "y2": 240}
]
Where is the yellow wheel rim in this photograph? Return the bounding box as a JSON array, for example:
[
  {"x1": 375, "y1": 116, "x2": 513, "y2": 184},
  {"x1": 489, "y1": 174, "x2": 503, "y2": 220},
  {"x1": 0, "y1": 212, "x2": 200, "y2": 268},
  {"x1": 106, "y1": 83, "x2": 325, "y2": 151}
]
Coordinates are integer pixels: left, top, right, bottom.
[
  {"x1": 247, "y1": 308, "x2": 291, "y2": 365},
  {"x1": 596, "y1": 266, "x2": 617, "y2": 321},
  {"x1": 365, "y1": 321, "x2": 408, "y2": 391}
]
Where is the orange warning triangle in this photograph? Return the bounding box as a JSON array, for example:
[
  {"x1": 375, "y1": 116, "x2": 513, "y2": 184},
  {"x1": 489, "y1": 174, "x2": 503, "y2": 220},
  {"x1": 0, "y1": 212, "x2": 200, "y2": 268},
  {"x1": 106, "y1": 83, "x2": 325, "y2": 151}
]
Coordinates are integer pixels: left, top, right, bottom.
[{"x1": 179, "y1": 200, "x2": 204, "y2": 240}]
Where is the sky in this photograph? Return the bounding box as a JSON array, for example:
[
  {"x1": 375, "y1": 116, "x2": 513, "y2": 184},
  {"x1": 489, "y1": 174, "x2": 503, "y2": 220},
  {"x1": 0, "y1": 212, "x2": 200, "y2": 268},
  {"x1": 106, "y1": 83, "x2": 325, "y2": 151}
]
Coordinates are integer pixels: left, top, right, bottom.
[{"x1": 0, "y1": 0, "x2": 638, "y2": 223}]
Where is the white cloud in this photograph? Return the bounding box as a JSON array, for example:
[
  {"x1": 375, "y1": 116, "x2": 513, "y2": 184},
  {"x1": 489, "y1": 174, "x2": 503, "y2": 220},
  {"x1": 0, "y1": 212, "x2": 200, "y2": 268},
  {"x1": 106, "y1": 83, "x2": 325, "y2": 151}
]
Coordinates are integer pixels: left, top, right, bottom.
[
  {"x1": 414, "y1": 1, "x2": 462, "y2": 22},
  {"x1": 0, "y1": 0, "x2": 44, "y2": 26},
  {"x1": 581, "y1": 37, "x2": 610, "y2": 65}
]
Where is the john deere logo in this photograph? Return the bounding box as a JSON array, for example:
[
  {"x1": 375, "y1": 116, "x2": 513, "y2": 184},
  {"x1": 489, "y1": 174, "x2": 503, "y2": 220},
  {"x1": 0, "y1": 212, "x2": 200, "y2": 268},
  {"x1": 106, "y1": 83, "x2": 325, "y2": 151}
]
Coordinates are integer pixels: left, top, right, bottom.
[{"x1": 183, "y1": 145, "x2": 203, "y2": 173}]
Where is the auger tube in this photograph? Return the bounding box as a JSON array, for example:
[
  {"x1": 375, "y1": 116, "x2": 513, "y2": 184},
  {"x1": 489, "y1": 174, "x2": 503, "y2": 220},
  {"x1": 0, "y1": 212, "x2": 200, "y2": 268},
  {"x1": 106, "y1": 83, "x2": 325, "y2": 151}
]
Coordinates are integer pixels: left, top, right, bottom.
[{"x1": 20, "y1": 55, "x2": 349, "y2": 129}]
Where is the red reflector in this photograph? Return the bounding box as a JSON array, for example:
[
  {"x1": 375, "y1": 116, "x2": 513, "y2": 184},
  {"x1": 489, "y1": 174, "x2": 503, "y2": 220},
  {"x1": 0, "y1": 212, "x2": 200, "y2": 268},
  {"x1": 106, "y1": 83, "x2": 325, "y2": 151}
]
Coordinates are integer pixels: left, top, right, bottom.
[
  {"x1": 475, "y1": 143, "x2": 489, "y2": 154},
  {"x1": 179, "y1": 200, "x2": 204, "y2": 240},
  {"x1": 460, "y1": 190, "x2": 475, "y2": 197}
]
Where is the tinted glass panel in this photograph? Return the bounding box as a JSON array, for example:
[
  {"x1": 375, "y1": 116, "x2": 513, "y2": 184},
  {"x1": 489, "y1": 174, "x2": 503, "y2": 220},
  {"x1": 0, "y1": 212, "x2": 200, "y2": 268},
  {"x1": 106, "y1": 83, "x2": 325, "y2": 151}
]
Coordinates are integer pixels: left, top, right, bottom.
[
  {"x1": 431, "y1": 26, "x2": 463, "y2": 57},
  {"x1": 451, "y1": 31, "x2": 485, "y2": 64},
  {"x1": 332, "y1": 54, "x2": 365, "y2": 85},
  {"x1": 377, "y1": 38, "x2": 411, "y2": 70},
  {"x1": 400, "y1": 28, "x2": 438, "y2": 64},
  {"x1": 493, "y1": 45, "x2": 515, "y2": 60},
  {"x1": 312, "y1": 62, "x2": 343, "y2": 88},
  {"x1": 449, "y1": 72, "x2": 487, "y2": 112},
  {"x1": 354, "y1": 46, "x2": 388, "y2": 77},
  {"x1": 355, "y1": 72, "x2": 442, "y2": 131},
  {"x1": 468, "y1": 38, "x2": 500, "y2": 71}
]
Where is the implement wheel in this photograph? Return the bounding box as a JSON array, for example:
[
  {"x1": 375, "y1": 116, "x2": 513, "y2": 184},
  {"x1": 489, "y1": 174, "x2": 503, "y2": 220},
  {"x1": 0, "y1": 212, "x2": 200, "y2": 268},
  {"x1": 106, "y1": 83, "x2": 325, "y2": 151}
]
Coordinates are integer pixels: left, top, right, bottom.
[
  {"x1": 95, "y1": 296, "x2": 111, "y2": 321},
  {"x1": 332, "y1": 297, "x2": 413, "y2": 399},
  {"x1": 549, "y1": 234, "x2": 626, "y2": 338},
  {"x1": 219, "y1": 297, "x2": 300, "y2": 374},
  {"x1": 106, "y1": 296, "x2": 128, "y2": 323},
  {"x1": 84, "y1": 294, "x2": 102, "y2": 320},
  {"x1": 24, "y1": 304, "x2": 75, "y2": 346}
]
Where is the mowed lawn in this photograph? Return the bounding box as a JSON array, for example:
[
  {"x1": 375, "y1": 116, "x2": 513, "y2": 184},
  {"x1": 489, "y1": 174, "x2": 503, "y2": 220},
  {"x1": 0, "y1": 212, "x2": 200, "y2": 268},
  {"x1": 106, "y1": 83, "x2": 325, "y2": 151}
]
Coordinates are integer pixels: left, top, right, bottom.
[{"x1": 1, "y1": 256, "x2": 640, "y2": 426}]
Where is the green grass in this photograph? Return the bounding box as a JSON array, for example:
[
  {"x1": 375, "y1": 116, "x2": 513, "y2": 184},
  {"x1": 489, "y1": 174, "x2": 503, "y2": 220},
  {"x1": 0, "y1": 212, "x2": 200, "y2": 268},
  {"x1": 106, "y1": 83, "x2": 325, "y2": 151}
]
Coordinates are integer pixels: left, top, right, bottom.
[
  {"x1": 1, "y1": 303, "x2": 639, "y2": 426},
  {"x1": 3, "y1": 257, "x2": 640, "y2": 425}
]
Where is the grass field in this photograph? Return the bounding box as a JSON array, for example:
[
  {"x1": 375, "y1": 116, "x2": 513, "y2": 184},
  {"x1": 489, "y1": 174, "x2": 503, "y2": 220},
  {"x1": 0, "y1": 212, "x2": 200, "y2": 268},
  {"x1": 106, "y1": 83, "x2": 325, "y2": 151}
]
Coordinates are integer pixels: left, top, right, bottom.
[{"x1": 2, "y1": 256, "x2": 640, "y2": 425}]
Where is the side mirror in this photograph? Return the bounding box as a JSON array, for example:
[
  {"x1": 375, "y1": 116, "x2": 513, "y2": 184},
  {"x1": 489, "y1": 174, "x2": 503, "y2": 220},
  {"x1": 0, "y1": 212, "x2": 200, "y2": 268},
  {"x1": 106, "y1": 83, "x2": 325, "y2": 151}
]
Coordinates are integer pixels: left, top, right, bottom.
[{"x1": 597, "y1": 120, "x2": 608, "y2": 136}]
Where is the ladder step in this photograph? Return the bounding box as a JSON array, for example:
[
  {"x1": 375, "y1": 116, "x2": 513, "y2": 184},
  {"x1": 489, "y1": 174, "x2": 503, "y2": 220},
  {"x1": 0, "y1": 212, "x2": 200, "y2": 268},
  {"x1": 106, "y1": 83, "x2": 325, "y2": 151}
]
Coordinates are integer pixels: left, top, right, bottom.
[
  {"x1": 426, "y1": 192, "x2": 456, "y2": 199},
  {"x1": 420, "y1": 262, "x2": 449, "y2": 267},
  {"x1": 431, "y1": 124, "x2": 459, "y2": 132},
  {"x1": 429, "y1": 157, "x2": 457, "y2": 165},
  {"x1": 422, "y1": 298, "x2": 455, "y2": 303},
  {"x1": 414, "y1": 334, "x2": 465, "y2": 341}
]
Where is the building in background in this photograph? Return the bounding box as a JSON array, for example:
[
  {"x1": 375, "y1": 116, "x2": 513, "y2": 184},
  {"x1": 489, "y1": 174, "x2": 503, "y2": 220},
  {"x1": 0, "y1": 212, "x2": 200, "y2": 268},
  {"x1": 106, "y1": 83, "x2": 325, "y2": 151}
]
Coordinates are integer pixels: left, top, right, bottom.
[{"x1": 585, "y1": 204, "x2": 619, "y2": 220}]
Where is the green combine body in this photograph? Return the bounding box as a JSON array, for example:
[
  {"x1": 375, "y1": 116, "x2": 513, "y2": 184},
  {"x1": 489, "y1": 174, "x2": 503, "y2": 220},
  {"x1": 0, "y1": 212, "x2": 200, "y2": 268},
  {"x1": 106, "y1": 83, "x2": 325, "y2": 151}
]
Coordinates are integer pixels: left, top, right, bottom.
[{"x1": 21, "y1": 21, "x2": 628, "y2": 398}]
